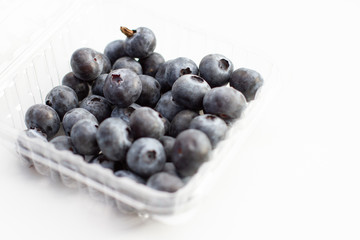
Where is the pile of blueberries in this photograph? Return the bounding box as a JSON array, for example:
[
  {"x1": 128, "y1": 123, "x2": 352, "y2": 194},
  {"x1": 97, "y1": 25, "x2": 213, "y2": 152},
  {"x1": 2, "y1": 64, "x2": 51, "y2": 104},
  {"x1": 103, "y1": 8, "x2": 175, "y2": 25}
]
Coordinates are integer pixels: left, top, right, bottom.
[{"x1": 23, "y1": 26, "x2": 263, "y2": 193}]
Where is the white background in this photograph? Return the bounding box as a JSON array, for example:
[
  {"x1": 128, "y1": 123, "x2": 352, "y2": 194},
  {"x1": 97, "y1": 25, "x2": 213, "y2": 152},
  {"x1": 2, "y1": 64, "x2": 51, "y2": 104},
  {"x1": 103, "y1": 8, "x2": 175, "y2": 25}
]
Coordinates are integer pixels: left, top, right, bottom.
[{"x1": 1, "y1": 0, "x2": 360, "y2": 239}]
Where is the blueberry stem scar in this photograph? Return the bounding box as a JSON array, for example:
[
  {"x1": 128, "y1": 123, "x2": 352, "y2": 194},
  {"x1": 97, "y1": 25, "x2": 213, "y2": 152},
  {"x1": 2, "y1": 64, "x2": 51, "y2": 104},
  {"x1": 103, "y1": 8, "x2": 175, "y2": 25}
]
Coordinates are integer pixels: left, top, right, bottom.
[
  {"x1": 112, "y1": 73, "x2": 123, "y2": 82},
  {"x1": 120, "y1": 26, "x2": 135, "y2": 37}
]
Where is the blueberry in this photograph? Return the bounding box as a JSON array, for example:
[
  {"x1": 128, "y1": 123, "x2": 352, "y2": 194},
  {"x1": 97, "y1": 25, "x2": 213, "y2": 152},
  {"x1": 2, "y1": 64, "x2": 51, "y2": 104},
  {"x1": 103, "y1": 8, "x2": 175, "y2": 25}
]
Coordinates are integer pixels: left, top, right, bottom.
[
  {"x1": 114, "y1": 170, "x2": 145, "y2": 184},
  {"x1": 159, "y1": 136, "x2": 175, "y2": 162},
  {"x1": 172, "y1": 74, "x2": 210, "y2": 110},
  {"x1": 25, "y1": 104, "x2": 60, "y2": 139},
  {"x1": 172, "y1": 129, "x2": 212, "y2": 177},
  {"x1": 89, "y1": 154, "x2": 120, "y2": 171},
  {"x1": 199, "y1": 54, "x2": 234, "y2": 87},
  {"x1": 96, "y1": 117, "x2": 132, "y2": 161},
  {"x1": 155, "y1": 60, "x2": 172, "y2": 93},
  {"x1": 111, "y1": 103, "x2": 141, "y2": 125},
  {"x1": 189, "y1": 114, "x2": 228, "y2": 148},
  {"x1": 229, "y1": 68, "x2": 264, "y2": 101},
  {"x1": 62, "y1": 72, "x2": 89, "y2": 101},
  {"x1": 169, "y1": 110, "x2": 199, "y2": 137},
  {"x1": 138, "y1": 52, "x2": 165, "y2": 77},
  {"x1": 80, "y1": 95, "x2": 112, "y2": 123},
  {"x1": 103, "y1": 69, "x2": 142, "y2": 108},
  {"x1": 154, "y1": 91, "x2": 185, "y2": 122},
  {"x1": 162, "y1": 162, "x2": 179, "y2": 177},
  {"x1": 45, "y1": 85, "x2": 78, "y2": 120},
  {"x1": 147, "y1": 172, "x2": 184, "y2": 193},
  {"x1": 126, "y1": 138, "x2": 165, "y2": 178},
  {"x1": 112, "y1": 56, "x2": 143, "y2": 75},
  {"x1": 162, "y1": 117, "x2": 171, "y2": 136},
  {"x1": 121, "y1": 26, "x2": 156, "y2": 58},
  {"x1": 62, "y1": 108, "x2": 98, "y2": 136},
  {"x1": 70, "y1": 119, "x2": 99, "y2": 155},
  {"x1": 165, "y1": 57, "x2": 199, "y2": 87},
  {"x1": 70, "y1": 48, "x2": 104, "y2": 81},
  {"x1": 135, "y1": 75, "x2": 161, "y2": 107},
  {"x1": 99, "y1": 53, "x2": 111, "y2": 74},
  {"x1": 203, "y1": 86, "x2": 247, "y2": 121},
  {"x1": 91, "y1": 74, "x2": 108, "y2": 97},
  {"x1": 50, "y1": 136, "x2": 76, "y2": 153},
  {"x1": 104, "y1": 39, "x2": 127, "y2": 65},
  {"x1": 130, "y1": 107, "x2": 165, "y2": 140}
]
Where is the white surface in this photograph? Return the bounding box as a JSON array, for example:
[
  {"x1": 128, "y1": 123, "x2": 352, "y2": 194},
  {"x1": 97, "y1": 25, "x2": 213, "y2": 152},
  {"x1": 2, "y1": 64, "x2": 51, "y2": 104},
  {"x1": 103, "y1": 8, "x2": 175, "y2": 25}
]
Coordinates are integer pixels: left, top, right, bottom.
[{"x1": 1, "y1": 0, "x2": 360, "y2": 239}]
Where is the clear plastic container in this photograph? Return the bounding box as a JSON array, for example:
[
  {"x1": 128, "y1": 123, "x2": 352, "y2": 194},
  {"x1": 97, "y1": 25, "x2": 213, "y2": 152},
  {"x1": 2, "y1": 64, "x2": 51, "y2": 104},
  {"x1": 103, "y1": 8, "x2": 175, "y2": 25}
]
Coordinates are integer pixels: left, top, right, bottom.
[{"x1": 0, "y1": 0, "x2": 279, "y2": 223}]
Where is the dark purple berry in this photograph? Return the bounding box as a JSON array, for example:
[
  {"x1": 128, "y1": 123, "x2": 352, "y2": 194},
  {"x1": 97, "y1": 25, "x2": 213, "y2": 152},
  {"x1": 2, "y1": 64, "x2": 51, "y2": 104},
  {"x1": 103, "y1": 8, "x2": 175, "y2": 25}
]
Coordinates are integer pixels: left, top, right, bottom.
[
  {"x1": 91, "y1": 74, "x2": 108, "y2": 97},
  {"x1": 111, "y1": 103, "x2": 141, "y2": 125},
  {"x1": 70, "y1": 48, "x2": 104, "y2": 81},
  {"x1": 70, "y1": 119, "x2": 99, "y2": 155},
  {"x1": 154, "y1": 91, "x2": 185, "y2": 122},
  {"x1": 96, "y1": 117, "x2": 132, "y2": 161},
  {"x1": 172, "y1": 129, "x2": 211, "y2": 177},
  {"x1": 169, "y1": 110, "x2": 199, "y2": 137},
  {"x1": 112, "y1": 56, "x2": 142, "y2": 75},
  {"x1": 103, "y1": 69, "x2": 142, "y2": 107},
  {"x1": 45, "y1": 85, "x2": 78, "y2": 120},
  {"x1": 171, "y1": 74, "x2": 210, "y2": 110},
  {"x1": 136, "y1": 75, "x2": 161, "y2": 108},
  {"x1": 80, "y1": 95, "x2": 112, "y2": 123},
  {"x1": 199, "y1": 54, "x2": 234, "y2": 87},
  {"x1": 165, "y1": 57, "x2": 199, "y2": 87},
  {"x1": 121, "y1": 26, "x2": 156, "y2": 59},
  {"x1": 104, "y1": 40, "x2": 127, "y2": 65},
  {"x1": 189, "y1": 114, "x2": 228, "y2": 148},
  {"x1": 203, "y1": 86, "x2": 247, "y2": 121},
  {"x1": 139, "y1": 52, "x2": 165, "y2": 77},
  {"x1": 25, "y1": 104, "x2": 60, "y2": 139},
  {"x1": 229, "y1": 68, "x2": 264, "y2": 101},
  {"x1": 62, "y1": 72, "x2": 89, "y2": 101},
  {"x1": 62, "y1": 108, "x2": 98, "y2": 136},
  {"x1": 126, "y1": 138, "x2": 166, "y2": 178},
  {"x1": 129, "y1": 107, "x2": 165, "y2": 140}
]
